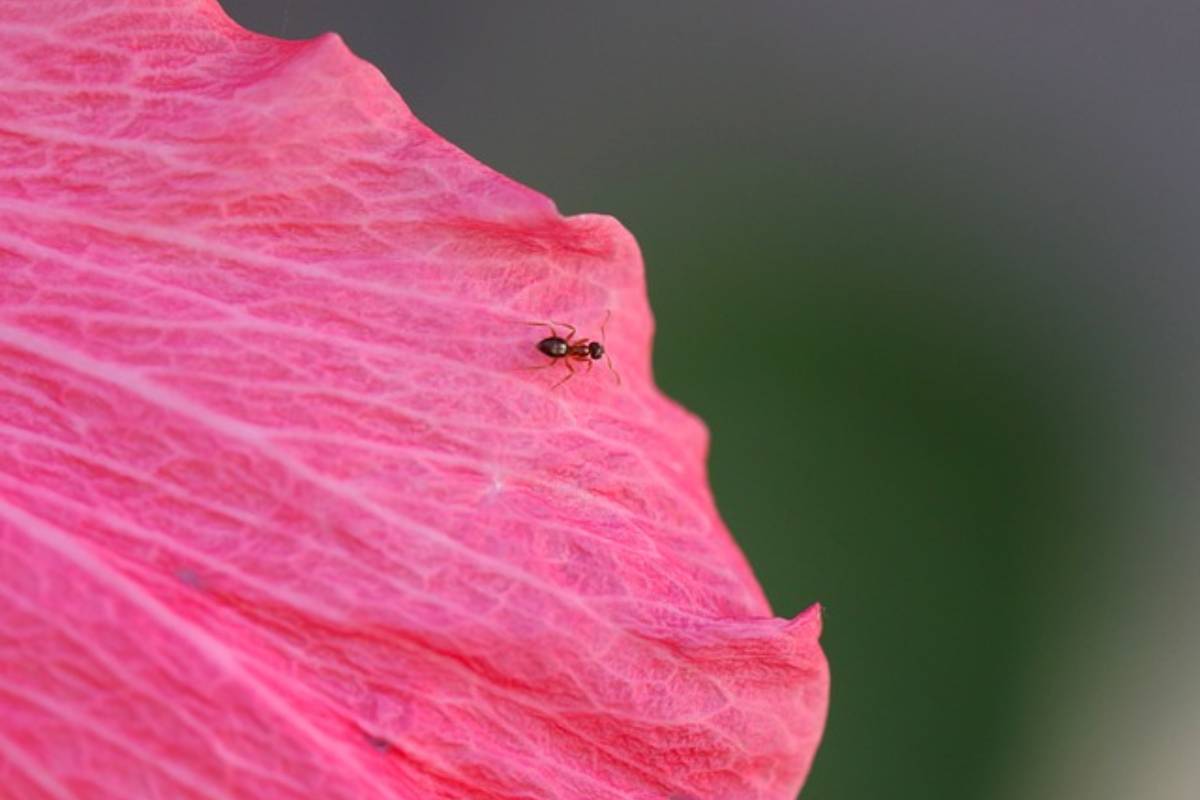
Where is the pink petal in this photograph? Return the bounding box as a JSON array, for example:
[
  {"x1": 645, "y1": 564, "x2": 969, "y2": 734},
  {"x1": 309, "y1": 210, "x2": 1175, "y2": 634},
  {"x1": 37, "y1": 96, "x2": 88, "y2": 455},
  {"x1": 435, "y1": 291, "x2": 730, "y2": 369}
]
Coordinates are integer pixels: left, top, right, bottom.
[{"x1": 0, "y1": 1, "x2": 829, "y2": 798}]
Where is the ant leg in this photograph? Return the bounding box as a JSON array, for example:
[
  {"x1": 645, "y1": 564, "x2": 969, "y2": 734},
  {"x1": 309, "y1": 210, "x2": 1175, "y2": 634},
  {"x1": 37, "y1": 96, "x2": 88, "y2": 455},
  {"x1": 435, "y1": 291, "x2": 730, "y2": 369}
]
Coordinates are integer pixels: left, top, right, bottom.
[
  {"x1": 515, "y1": 359, "x2": 556, "y2": 372},
  {"x1": 551, "y1": 359, "x2": 576, "y2": 389},
  {"x1": 522, "y1": 320, "x2": 577, "y2": 341},
  {"x1": 522, "y1": 321, "x2": 559, "y2": 339}
]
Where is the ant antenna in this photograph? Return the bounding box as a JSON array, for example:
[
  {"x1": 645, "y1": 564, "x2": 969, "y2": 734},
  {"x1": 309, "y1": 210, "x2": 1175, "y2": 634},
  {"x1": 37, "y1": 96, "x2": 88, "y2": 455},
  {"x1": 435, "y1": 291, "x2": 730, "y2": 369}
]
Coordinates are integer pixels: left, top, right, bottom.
[{"x1": 600, "y1": 309, "x2": 621, "y2": 386}]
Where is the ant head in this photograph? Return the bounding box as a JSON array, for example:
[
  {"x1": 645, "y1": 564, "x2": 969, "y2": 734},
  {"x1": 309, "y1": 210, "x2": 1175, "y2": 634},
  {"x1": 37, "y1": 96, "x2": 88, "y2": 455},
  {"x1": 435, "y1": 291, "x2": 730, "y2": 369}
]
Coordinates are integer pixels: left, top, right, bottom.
[{"x1": 588, "y1": 341, "x2": 605, "y2": 360}]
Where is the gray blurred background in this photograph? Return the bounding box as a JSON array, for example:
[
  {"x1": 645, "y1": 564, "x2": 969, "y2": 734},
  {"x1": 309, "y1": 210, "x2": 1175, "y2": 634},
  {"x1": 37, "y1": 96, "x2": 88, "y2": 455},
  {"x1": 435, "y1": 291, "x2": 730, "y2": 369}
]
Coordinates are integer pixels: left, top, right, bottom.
[{"x1": 222, "y1": 3, "x2": 1200, "y2": 798}]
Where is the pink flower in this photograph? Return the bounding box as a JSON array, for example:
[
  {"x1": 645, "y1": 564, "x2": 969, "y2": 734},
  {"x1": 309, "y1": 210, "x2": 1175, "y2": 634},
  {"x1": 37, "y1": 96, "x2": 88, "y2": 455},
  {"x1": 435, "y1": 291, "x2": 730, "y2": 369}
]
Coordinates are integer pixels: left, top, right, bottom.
[{"x1": 0, "y1": 1, "x2": 829, "y2": 797}]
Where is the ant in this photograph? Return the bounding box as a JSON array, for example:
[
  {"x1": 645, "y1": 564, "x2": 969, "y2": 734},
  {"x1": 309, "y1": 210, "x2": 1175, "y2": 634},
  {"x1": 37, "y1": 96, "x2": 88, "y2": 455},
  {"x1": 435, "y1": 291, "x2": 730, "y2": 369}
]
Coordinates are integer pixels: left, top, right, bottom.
[{"x1": 524, "y1": 310, "x2": 620, "y2": 389}]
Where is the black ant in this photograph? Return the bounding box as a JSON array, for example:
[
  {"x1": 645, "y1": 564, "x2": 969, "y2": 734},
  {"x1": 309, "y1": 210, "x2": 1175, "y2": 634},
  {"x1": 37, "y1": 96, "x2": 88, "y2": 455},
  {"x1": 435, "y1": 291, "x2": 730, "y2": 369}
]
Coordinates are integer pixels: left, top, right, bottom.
[{"x1": 524, "y1": 310, "x2": 620, "y2": 389}]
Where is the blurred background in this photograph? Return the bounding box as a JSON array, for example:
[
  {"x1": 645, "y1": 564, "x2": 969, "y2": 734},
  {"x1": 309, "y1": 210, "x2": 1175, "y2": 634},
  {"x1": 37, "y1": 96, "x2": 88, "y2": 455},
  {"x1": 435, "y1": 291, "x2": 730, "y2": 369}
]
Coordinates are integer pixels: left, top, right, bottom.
[{"x1": 223, "y1": 3, "x2": 1199, "y2": 798}]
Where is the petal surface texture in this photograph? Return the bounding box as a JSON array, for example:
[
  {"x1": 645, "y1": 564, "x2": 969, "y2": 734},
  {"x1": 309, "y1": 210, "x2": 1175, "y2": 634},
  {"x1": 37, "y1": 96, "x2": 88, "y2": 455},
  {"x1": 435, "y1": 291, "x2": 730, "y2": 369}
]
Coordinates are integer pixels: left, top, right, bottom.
[{"x1": 0, "y1": 2, "x2": 829, "y2": 798}]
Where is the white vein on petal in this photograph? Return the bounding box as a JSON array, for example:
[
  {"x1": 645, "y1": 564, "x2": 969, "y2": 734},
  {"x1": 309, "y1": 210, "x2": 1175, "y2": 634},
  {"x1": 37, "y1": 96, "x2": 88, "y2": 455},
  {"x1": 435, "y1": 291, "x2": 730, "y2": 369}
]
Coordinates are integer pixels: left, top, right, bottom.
[{"x1": 0, "y1": 497, "x2": 398, "y2": 800}]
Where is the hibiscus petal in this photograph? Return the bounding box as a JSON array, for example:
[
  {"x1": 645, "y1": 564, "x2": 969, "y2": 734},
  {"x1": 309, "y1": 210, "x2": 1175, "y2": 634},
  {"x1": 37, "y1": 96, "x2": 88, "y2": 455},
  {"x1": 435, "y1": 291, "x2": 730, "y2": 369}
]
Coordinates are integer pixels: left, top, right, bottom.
[{"x1": 0, "y1": 1, "x2": 829, "y2": 798}]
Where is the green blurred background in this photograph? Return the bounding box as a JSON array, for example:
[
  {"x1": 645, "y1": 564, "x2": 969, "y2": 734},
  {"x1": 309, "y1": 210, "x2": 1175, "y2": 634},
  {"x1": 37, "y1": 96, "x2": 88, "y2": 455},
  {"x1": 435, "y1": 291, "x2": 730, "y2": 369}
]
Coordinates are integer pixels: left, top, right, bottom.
[{"x1": 226, "y1": 3, "x2": 1200, "y2": 798}]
